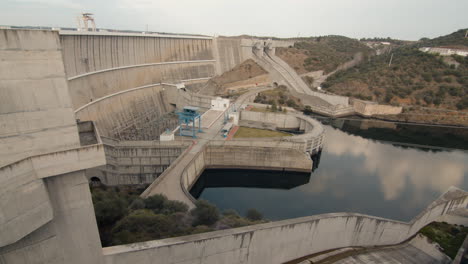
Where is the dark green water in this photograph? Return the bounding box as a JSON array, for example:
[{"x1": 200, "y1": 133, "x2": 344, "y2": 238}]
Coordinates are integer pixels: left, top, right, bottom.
[{"x1": 191, "y1": 119, "x2": 468, "y2": 222}]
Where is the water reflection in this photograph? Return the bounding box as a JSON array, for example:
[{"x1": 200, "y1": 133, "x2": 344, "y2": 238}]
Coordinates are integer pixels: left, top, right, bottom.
[
  {"x1": 194, "y1": 121, "x2": 468, "y2": 222},
  {"x1": 190, "y1": 169, "x2": 311, "y2": 199},
  {"x1": 323, "y1": 127, "x2": 468, "y2": 201}
]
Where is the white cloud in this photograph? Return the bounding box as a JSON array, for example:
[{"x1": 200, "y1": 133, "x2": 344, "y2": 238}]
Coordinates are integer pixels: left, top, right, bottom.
[{"x1": 322, "y1": 127, "x2": 467, "y2": 201}]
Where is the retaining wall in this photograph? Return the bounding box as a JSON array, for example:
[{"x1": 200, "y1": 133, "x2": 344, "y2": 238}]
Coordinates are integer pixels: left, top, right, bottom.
[
  {"x1": 86, "y1": 138, "x2": 190, "y2": 185},
  {"x1": 179, "y1": 142, "x2": 313, "y2": 205},
  {"x1": 353, "y1": 100, "x2": 403, "y2": 116},
  {"x1": 238, "y1": 111, "x2": 325, "y2": 154},
  {"x1": 102, "y1": 188, "x2": 468, "y2": 264}
]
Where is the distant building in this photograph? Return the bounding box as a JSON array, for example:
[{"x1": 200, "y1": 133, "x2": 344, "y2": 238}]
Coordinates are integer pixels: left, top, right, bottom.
[
  {"x1": 211, "y1": 97, "x2": 230, "y2": 111},
  {"x1": 419, "y1": 47, "x2": 468, "y2": 57}
]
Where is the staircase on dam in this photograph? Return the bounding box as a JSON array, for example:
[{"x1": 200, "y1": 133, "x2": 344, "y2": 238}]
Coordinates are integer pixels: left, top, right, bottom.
[{"x1": 251, "y1": 45, "x2": 355, "y2": 117}]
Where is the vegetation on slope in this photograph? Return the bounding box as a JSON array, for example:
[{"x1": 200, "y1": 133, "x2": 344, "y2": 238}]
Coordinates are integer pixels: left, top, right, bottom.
[
  {"x1": 253, "y1": 85, "x2": 302, "y2": 109},
  {"x1": 418, "y1": 28, "x2": 468, "y2": 48},
  {"x1": 91, "y1": 186, "x2": 266, "y2": 246},
  {"x1": 419, "y1": 221, "x2": 468, "y2": 259},
  {"x1": 323, "y1": 46, "x2": 468, "y2": 110},
  {"x1": 276, "y1": 35, "x2": 372, "y2": 74}
]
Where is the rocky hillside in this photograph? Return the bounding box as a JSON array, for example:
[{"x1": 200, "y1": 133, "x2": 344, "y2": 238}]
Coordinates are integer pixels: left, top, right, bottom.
[
  {"x1": 322, "y1": 29, "x2": 468, "y2": 111},
  {"x1": 197, "y1": 59, "x2": 268, "y2": 96},
  {"x1": 276, "y1": 35, "x2": 372, "y2": 74}
]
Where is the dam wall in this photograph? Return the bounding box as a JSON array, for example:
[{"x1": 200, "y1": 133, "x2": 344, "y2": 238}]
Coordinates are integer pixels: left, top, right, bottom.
[
  {"x1": 86, "y1": 138, "x2": 191, "y2": 186},
  {"x1": 75, "y1": 84, "x2": 176, "y2": 139},
  {"x1": 0, "y1": 29, "x2": 105, "y2": 264},
  {"x1": 213, "y1": 37, "x2": 252, "y2": 75},
  {"x1": 103, "y1": 188, "x2": 468, "y2": 264},
  {"x1": 75, "y1": 83, "x2": 217, "y2": 140},
  {"x1": 60, "y1": 33, "x2": 213, "y2": 76},
  {"x1": 60, "y1": 32, "x2": 217, "y2": 109}
]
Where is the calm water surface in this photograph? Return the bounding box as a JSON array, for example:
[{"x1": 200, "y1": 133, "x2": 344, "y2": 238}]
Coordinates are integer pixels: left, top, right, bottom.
[{"x1": 191, "y1": 119, "x2": 468, "y2": 222}]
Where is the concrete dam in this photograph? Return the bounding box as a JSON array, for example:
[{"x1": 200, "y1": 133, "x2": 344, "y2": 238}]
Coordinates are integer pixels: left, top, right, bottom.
[{"x1": 0, "y1": 28, "x2": 467, "y2": 264}]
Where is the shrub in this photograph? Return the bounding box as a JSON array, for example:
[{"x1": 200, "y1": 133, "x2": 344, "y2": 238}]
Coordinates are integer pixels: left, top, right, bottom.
[
  {"x1": 246, "y1": 209, "x2": 263, "y2": 221},
  {"x1": 161, "y1": 200, "x2": 189, "y2": 215},
  {"x1": 223, "y1": 209, "x2": 241, "y2": 218},
  {"x1": 456, "y1": 97, "x2": 468, "y2": 110},
  {"x1": 303, "y1": 105, "x2": 313, "y2": 115},
  {"x1": 286, "y1": 99, "x2": 297, "y2": 107},
  {"x1": 112, "y1": 210, "x2": 177, "y2": 244},
  {"x1": 191, "y1": 200, "x2": 220, "y2": 226},
  {"x1": 129, "y1": 198, "x2": 145, "y2": 210},
  {"x1": 144, "y1": 194, "x2": 168, "y2": 213},
  {"x1": 92, "y1": 189, "x2": 128, "y2": 227}
]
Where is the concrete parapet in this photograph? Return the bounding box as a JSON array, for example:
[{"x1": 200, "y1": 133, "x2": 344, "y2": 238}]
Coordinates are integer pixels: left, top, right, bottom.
[
  {"x1": 103, "y1": 187, "x2": 468, "y2": 264},
  {"x1": 238, "y1": 111, "x2": 325, "y2": 154}
]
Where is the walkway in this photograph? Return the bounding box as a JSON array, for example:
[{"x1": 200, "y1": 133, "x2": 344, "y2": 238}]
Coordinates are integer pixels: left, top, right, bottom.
[{"x1": 294, "y1": 235, "x2": 450, "y2": 264}]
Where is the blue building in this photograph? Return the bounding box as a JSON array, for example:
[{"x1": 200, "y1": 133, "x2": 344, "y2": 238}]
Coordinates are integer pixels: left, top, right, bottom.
[{"x1": 177, "y1": 106, "x2": 202, "y2": 138}]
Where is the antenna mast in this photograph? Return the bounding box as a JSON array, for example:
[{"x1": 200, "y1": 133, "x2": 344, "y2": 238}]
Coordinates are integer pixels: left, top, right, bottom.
[{"x1": 77, "y1": 13, "x2": 96, "y2": 31}]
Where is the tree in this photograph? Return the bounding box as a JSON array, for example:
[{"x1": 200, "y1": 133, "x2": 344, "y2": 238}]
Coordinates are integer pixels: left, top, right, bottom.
[
  {"x1": 271, "y1": 102, "x2": 278, "y2": 112},
  {"x1": 190, "y1": 200, "x2": 220, "y2": 226},
  {"x1": 92, "y1": 189, "x2": 128, "y2": 227},
  {"x1": 129, "y1": 198, "x2": 145, "y2": 210},
  {"x1": 246, "y1": 209, "x2": 263, "y2": 221},
  {"x1": 286, "y1": 99, "x2": 297, "y2": 107},
  {"x1": 144, "y1": 194, "x2": 168, "y2": 213}
]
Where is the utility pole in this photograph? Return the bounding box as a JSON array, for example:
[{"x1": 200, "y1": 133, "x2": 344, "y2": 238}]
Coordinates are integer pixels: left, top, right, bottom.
[{"x1": 388, "y1": 53, "x2": 394, "y2": 67}]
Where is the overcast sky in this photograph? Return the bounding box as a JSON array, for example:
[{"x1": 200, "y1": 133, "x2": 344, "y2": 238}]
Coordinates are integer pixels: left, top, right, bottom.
[{"x1": 1, "y1": 0, "x2": 467, "y2": 40}]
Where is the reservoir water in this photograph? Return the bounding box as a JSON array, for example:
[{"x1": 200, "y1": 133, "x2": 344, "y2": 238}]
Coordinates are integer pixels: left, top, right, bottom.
[{"x1": 190, "y1": 118, "x2": 468, "y2": 222}]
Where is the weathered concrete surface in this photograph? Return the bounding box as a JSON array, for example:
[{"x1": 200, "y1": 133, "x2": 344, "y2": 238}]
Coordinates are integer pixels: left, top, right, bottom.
[
  {"x1": 329, "y1": 236, "x2": 450, "y2": 264},
  {"x1": 0, "y1": 29, "x2": 105, "y2": 264},
  {"x1": 75, "y1": 84, "x2": 176, "y2": 139},
  {"x1": 67, "y1": 62, "x2": 215, "y2": 109},
  {"x1": 86, "y1": 138, "x2": 190, "y2": 185},
  {"x1": 60, "y1": 34, "x2": 214, "y2": 77},
  {"x1": 103, "y1": 188, "x2": 468, "y2": 264},
  {"x1": 353, "y1": 99, "x2": 403, "y2": 116},
  {"x1": 60, "y1": 33, "x2": 216, "y2": 109},
  {"x1": 251, "y1": 48, "x2": 355, "y2": 116},
  {"x1": 0, "y1": 29, "x2": 81, "y2": 167},
  {"x1": 297, "y1": 234, "x2": 450, "y2": 264},
  {"x1": 238, "y1": 111, "x2": 324, "y2": 154},
  {"x1": 176, "y1": 143, "x2": 312, "y2": 206}
]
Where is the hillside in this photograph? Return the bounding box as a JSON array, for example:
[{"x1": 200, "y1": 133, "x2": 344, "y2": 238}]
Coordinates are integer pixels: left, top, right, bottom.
[
  {"x1": 276, "y1": 35, "x2": 372, "y2": 74},
  {"x1": 322, "y1": 30, "x2": 468, "y2": 111},
  {"x1": 418, "y1": 29, "x2": 468, "y2": 48},
  {"x1": 197, "y1": 59, "x2": 268, "y2": 96}
]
